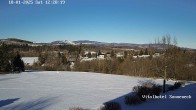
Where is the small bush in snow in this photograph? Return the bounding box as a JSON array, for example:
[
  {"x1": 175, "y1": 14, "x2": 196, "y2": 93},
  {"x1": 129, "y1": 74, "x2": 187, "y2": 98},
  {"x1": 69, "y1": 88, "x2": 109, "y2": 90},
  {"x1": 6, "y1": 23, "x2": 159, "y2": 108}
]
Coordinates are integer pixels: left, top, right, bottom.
[
  {"x1": 125, "y1": 95, "x2": 142, "y2": 105},
  {"x1": 181, "y1": 81, "x2": 186, "y2": 87},
  {"x1": 103, "y1": 102, "x2": 121, "y2": 110},
  {"x1": 168, "y1": 82, "x2": 182, "y2": 91},
  {"x1": 133, "y1": 81, "x2": 162, "y2": 102},
  {"x1": 132, "y1": 86, "x2": 140, "y2": 93},
  {"x1": 150, "y1": 85, "x2": 162, "y2": 96},
  {"x1": 168, "y1": 86, "x2": 175, "y2": 91},
  {"x1": 174, "y1": 82, "x2": 182, "y2": 88},
  {"x1": 136, "y1": 86, "x2": 151, "y2": 101}
]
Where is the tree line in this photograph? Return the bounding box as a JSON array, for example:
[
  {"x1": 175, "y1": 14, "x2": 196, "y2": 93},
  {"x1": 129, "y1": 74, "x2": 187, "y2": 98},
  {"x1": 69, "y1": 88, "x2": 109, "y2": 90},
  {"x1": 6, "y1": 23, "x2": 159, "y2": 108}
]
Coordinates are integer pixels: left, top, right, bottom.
[
  {"x1": 0, "y1": 43, "x2": 25, "y2": 73},
  {"x1": 1, "y1": 35, "x2": 196, "y2": 81},
  {"x1": 74, "y1": 35, "x2": 196, "y2": 81}
]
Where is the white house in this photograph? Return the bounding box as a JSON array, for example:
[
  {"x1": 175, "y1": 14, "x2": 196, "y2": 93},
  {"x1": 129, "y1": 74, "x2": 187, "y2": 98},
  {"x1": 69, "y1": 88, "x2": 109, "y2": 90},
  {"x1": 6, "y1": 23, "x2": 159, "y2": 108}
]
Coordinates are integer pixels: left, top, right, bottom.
[
  {"x1": 153, "y1": 53, "x2": 160, "y2": 58},
  {"x1": 84, "y1": 51, "x2": 97, "y2": 55},
  {"x1": 97, "y1": 54, "x2": 105, "y2": 59},
  {"x1": 22, "y1": 57, "x2": 38, "y2": 66},
  {"x1": 116, "y1": 53, "x2": 124, "y2": 58},
  {"x1": 133, "y1": 55, "x2": 150, "y2": 59}
]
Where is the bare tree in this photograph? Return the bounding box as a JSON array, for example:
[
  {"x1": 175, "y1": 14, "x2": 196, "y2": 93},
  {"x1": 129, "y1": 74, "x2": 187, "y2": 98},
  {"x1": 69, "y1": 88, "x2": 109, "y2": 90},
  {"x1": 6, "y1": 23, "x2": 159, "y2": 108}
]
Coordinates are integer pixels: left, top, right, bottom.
[
  {"x1": 166, "y1": 34, "x2": 171, "y2": 48},
  {"x1": 173, "y1": 36, "x2": 178, "y2": 47},
  {"x1": 157, "y1": 37, "x2": 160, "y2": 44},
  {"x1": 162, "y1": 36, "x2": 166, "y2": 49}
]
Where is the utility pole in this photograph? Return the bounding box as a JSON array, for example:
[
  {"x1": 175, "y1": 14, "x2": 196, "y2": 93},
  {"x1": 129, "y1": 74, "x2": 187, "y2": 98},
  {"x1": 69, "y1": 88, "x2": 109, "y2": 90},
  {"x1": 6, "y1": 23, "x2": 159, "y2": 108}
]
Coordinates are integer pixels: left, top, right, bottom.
[{"x1": 163, "y1": 66, "x2": 167, "y2": 93}]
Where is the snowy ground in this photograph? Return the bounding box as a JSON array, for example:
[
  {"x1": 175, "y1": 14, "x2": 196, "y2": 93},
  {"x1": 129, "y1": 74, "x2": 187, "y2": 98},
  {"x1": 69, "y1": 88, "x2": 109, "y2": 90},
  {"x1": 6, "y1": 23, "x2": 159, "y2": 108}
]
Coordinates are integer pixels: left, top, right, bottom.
[{"x1": 0, "y1": 71, "x2": 195, "y2": 110}]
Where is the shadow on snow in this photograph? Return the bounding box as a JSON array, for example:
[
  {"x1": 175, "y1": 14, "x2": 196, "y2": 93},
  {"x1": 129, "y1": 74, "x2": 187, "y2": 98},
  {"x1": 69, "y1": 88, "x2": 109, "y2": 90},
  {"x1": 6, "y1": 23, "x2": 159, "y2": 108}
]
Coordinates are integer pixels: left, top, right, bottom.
[
  {"x1": 1, "y1": 97, "x2": 58, "y2": 110},
  {"x1": 0, "y1": 98, "x2": 20, "y2": 107},
  {"x1": 103, "y1": 83, "x2": 196, "y2": 110}
]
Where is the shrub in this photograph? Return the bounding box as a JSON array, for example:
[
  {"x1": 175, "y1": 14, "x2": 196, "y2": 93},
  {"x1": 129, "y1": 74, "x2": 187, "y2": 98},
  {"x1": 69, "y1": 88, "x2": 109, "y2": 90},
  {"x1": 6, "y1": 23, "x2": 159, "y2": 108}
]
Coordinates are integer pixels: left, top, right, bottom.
[
  {"x1": 132, "y1": 86, "x2": 140, "y2": 93},
  {"x1": 174, "y1": 82, "x2": 182, "y2": 88},
  {"x1": 168, "y1": 86, "x2": 175, "y2": 91},
  {"x1": 150, "y1": 85, "x2": 162, "y2": 96},
  {"x1": 125, "y1": 95, "x2": 142, "y2": 105},
  {"x1": 181, "y1": 81, "x2": 186, "y2": 87},
  {"x1": 133, "y1": 81, "x2": 162, "y2": 102},
  {"x1": 103, "y1": 102, "x2": 121, "y2": 110},
  {"x1": 136, "y1": 86, "x2": 151, "y2": 101},
  {"x1": 168, "y1": 82, "x2": 182, "y2": 91}
]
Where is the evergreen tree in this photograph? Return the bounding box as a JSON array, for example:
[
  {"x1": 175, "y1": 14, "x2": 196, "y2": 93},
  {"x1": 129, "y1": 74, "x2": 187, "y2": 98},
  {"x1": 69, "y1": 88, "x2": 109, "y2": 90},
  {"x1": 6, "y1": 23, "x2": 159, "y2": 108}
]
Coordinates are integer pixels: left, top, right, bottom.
[
  {"x1": 87, "y1": 52, "x2": 92, "y2": 58},
  {"x1": 124, "y1": 51, "x2": 128, "y2": 58},
  {"x1": 139, "y1": 50, "x2": 144, "y2": 55},
  {"x1": 61, "y1": 55, "x2": 68, "y2": 65},
  {"x1": 144, "y1": 48, "x2": 148, "y2": 55},
  {"x1": 38, "y1": 54, "x2": 46, "y2": 65},
  {"x1": 13, "y1": 52, "x2": 25, "y2": 72},
  {"x1": 0, "y1": 43, "x2": 14, "y2": 72},
  {"x1": 110, "y1": 50, "x2": 115, "y2": 58}
]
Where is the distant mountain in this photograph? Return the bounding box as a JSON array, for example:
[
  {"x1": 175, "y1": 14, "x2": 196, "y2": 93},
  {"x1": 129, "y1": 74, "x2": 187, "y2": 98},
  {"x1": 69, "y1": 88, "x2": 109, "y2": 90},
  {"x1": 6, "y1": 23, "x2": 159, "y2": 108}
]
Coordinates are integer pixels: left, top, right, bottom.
[
  {"x1": 74, "y1": 40, "x2": 108, "y2": 46},
  {"x1": 49, "y1": 40, "x2": 169, "y2": 49},
  {"x1": 1, "y1": 38, "x2": 195, "y2": 50},
  {"x1": 51, "y1": 40, "x2": 77, "y2": 45},
  {"x1": 74, "y1": 40, "x2": 162, "y2": 49}
]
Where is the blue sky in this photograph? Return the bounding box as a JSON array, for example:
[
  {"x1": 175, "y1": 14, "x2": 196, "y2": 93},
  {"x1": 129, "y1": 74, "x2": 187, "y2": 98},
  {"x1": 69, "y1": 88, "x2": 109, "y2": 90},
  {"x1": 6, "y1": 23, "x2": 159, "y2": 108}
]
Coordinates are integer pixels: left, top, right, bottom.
[{"x1": 0, "y1": 0, "x2": 196, "y2": 48}]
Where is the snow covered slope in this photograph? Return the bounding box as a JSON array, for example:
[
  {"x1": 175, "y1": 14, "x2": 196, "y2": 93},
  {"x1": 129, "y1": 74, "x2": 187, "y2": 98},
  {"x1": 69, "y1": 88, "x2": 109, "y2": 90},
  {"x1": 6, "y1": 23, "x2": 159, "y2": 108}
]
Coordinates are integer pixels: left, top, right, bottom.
[
  {"x1": 51, "y1": 40, "x2": 77, "y2": 45},
  {"x1": 0, "y1": 71, "x2": 195, "y2": 110}
]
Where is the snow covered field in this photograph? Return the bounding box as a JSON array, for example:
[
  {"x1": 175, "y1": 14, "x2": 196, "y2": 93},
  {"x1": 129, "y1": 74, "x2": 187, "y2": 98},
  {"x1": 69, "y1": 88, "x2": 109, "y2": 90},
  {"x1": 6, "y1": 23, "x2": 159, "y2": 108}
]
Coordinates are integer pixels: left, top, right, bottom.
[{"x1": 0, "y1": 71, "x2": 195, "y2": 110}]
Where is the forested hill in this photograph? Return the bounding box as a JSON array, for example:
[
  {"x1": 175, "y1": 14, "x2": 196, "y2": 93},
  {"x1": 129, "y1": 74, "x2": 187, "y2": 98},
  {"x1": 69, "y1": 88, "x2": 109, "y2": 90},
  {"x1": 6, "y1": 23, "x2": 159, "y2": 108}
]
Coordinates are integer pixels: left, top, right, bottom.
[{"x1": 0, "y1": 38, "x2": 33, "y2": 45}]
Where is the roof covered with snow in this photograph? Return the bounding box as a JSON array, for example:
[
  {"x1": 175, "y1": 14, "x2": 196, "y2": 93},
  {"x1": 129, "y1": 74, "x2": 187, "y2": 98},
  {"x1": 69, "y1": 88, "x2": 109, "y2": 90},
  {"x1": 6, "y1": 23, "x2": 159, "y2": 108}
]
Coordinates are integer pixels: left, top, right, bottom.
[{"x1": 22, "y1": 57, "x2": 38, "y2": 66}]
